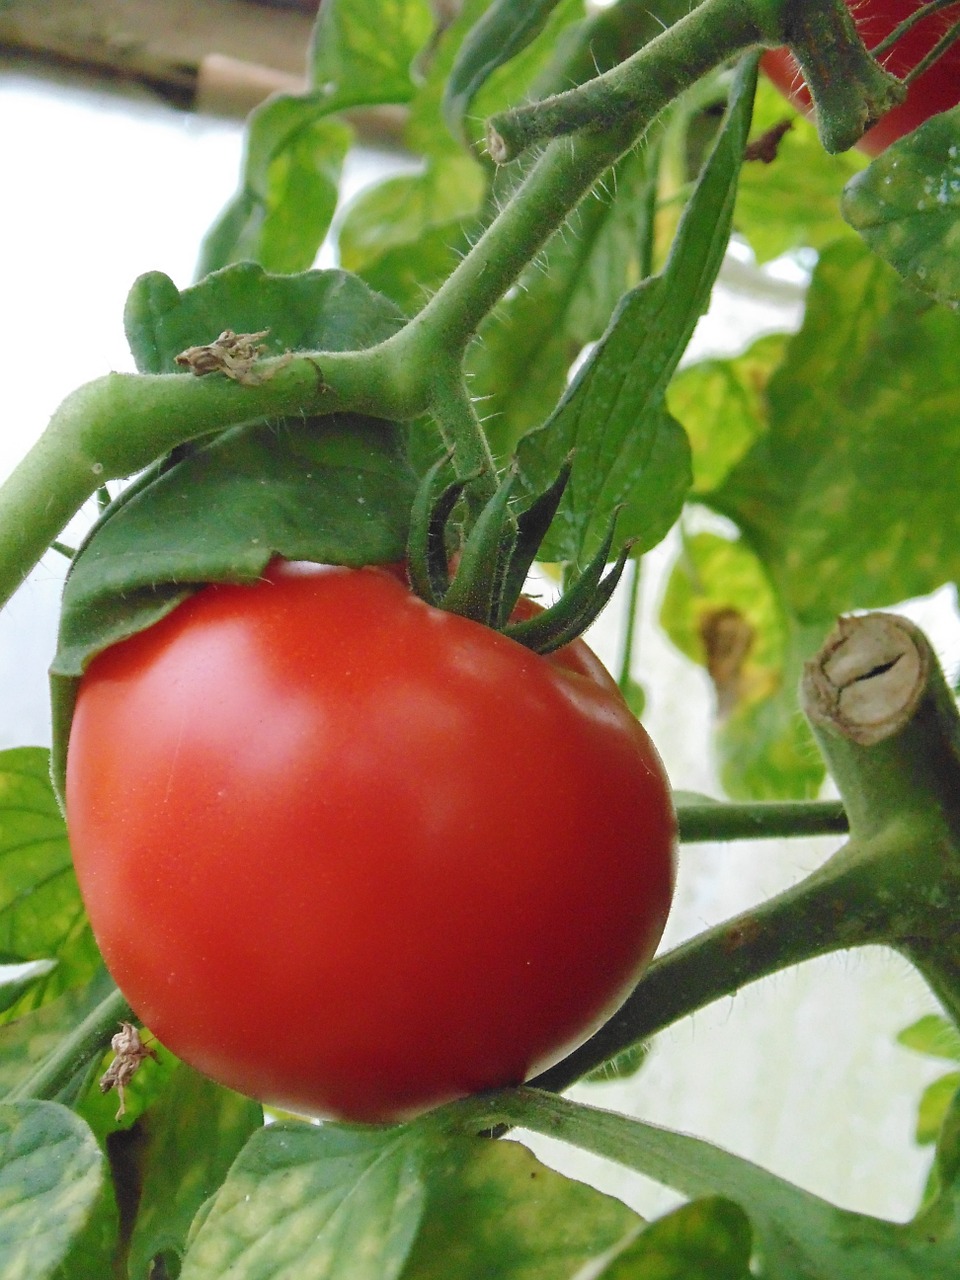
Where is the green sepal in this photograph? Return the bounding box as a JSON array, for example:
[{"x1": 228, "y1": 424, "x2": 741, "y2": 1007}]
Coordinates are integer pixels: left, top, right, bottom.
[
  {"x1": 440, "y1": 466, "x2": 519, "y2": 626},
  {"x1": 505, "y1": 516, "x2": 631, "y2": 654},
  {"x1": 496, "y1": 454, "x2": 574, "y2": 625},
  {"x1": 406, "y1": 455, "x2": 628, "y2": 653},
  {"x1": 406, "y1": 451, "x2": 466, "y2": 606}
]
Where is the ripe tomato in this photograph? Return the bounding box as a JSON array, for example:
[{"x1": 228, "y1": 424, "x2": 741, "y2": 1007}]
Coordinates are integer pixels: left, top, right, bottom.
[
  {"x1": 66, "y1": 561, "x2": 676, "y2": 1122},
  {"x1": 762, "y1": 1, "x2": 960, "y2": 154}
]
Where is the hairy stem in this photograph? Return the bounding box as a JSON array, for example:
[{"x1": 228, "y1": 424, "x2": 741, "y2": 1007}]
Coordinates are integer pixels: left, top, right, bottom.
[
  {"x1": 485, "y1": 0, "x2": 771, "y2": 163},
  {"x1": 428, "y1": 363, "x2": 499, "y2": 509},
  {"x1": 530, "y1": 843, "x2": 882, "y2": 1093},
  {"x1": 0, "y1": 346, "x2": 420, "y2": 610}
]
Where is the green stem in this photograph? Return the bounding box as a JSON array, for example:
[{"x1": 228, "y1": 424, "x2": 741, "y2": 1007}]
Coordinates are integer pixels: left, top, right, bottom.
[
  {"x1": 800, "y1": 613, "x2": 960, "y2": 845},
  {"x1": 779, "y1": 0, "x2": 906, "y2": 151},
  {"x1": 871, "y1": 0, "x2": 960, "y2": 57},
  {"x1": 396, "y1": 115, "x2": 644, "y2": 366},
  {"x1": 677, "y1": 799, "x2": 848, "y2": 843},
  {"x1": 616, "y1": 557, "x2": 642, "y2": 694},
  {"x1": 485, "y1": 0, "x2": 770, "y2": 163},
  {"x1": 902, "y1": 18, "x2": 960, "y2": 86},
  {"x1": 7, "y1": 984, "x2": 132, "y2": 1103},
  {"x1": 530, "y1": 842, "x2": 882, "y2": 1093},
  {"x1": 428, "y1": 363, "x2": 499, "y2": 510},
  {"x1": 535, "y1": 613, "x2": 960, "y2": 1091},
  {"x1": 0, "y1": 346, "x2": 421, "y2": 611}
]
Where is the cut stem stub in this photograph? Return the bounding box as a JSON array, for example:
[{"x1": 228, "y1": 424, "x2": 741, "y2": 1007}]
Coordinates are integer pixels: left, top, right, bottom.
[{"x1": 802, "y1": 612, "x2": 929, "y2": 746}]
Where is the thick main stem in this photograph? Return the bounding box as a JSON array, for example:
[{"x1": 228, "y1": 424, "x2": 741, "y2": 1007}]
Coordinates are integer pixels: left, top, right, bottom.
[{"x1": 394, "y1": 4, "x2": 774, "y2": 366}]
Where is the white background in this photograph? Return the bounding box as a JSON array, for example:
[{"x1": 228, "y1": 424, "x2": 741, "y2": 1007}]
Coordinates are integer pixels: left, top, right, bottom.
[{"x1": 0, "y1": 60, "x2": 954, "y2": 1222}]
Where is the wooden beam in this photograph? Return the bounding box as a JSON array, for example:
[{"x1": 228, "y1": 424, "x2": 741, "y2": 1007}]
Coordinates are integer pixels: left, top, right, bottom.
[{"x1": 0, "y1": 0, "x2": 317, "y2": 112}]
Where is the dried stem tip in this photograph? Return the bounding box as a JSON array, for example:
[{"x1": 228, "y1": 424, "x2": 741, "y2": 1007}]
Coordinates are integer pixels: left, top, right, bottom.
[{"x1": 802, "y1": 612, "x2": 928, "y2": 746}]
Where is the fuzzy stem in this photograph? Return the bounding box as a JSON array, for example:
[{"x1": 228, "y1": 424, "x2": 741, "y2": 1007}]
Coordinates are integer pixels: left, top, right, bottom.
[
  {"x1": 870, "y1": 0, "x2": 960, "y2": 58},
  {"x1": 428, "y1": 363, "x2": 499, "y2": 509},
  {"x1": 0, "y1": 346, "x2": 422, "y2": 610},
  {"x1": 530, "y1": 843, "x2": 882, "y2": 1093},
  {"x1": 485, "y1": 0, "x2": 771, "y2": 163},
  {"x1": 779, "y1": 0, "x2": 906, "y2": 150}
]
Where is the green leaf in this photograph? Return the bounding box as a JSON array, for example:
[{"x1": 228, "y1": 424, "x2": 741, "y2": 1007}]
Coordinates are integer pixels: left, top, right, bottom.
[
  {"x1": 713, "y1": 675, "x2": 825, "y2": 801},
  {"x1": 470, "y1": 143, "x2": 660, "y2": 460},
  {"x1": 735, "y1": 77, "x2": 865, "y2": 263},
  {"x1": 0, "y1": 968, "x2": 116, "y2": 1102},
  {"x1": 668, "y1": 238, "x2": 960, "y2": 797},
  {"x1": 310, "y1": 0, "x2": 432, "y2": 108},
  {"x1": 915, "y1": 1074, "x2": 960, "y2": 1147},
  {"x1": 517, "y1": 54, "x2": 759, "y2": 565},
  {"x1": 180, "y1": 1121, "x2": 429, "y2": 1280},
  {"x1": 442, "y1": 0, "x2": 567, "y2": 141},
  {"x1": 199, "y1": 0, "x2": 434, "y2": 275},
  {"x1": 898, "y1": 1015, "x2": 960, "y2": 1064},
  {"x1": 841, "y1": 106, "x2": 960, "y2": 308},
  {"x1": 402, "y1": 1135, "x2": 641, "y2": 1278},
  {"x1": 594, "y1": 1197, "x2": 753, "y2": 1279},
  {"x1": 0, "y1": 1100, "x2": 116, "y2": 1279},
  {"x1": 51, "y1": 264, "x2": 417, "y2": 803},
  {"x1": 666, "y1": 333, "x2": 788, "y2": 496},
  {"x1": 0, "y1": 748, "x2": 98, "y2": 1014},
  {"x1": 124, "y1": 261, "x2": 406, "y2": 375},
  {"x1": 198, "y1": 100, "x2": 351, "y2": 277},
  {"x1": 494, "y1": 1088, "x2": 960, "y2": 1280},
  {"x1": 49, "y1": 413, "x2": 416, "y2": 802},
  {"x1": 181, "y1": 1119, "x2": 643, "y2": 1280},
  {"x1": 53, "y1": 415, "x2": 417, "y2": 679},
  {"x1": 125, "y1": 1065, "x2": 262, "y2": 1280},
  {"x1": 711, "y1": 238, "x2": 960, "y2": 627},
  {"x1": 0, "y1": 961, "x2": 56, "y2": 1017}
]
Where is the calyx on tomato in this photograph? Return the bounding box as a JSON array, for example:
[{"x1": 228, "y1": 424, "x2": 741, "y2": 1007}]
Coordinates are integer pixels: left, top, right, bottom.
[
  {"x1": 407, "y1": 453, "x2": 632, "y2": 655},
  {"x1": 763, "y1": 2, "x2": 960, "y2": 155}
]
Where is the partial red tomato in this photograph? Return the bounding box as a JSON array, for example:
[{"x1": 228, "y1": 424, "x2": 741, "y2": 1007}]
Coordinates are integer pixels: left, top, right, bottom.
[
  {"x1": 66, "y1": 561, "x2": 676, "y2": 1122},
  {"x1": 762, "y1": 1, "x2": 960, "y2": 154}
]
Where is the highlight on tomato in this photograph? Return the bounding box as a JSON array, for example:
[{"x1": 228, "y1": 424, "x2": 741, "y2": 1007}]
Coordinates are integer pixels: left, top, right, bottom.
[
  {"x1": 762, "y1": 0, "x2": 960, "y2": 154},
  {"x1": 65, "y1": 560, "x2": 677, "y2": 1123}
]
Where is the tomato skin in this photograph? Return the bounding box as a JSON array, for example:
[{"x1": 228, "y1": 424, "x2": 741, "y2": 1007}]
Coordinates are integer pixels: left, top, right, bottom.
[
  {"x1": 762, "y1": 1, "x2": 960, "y2": 154},
  {"x1": 66, "y1": 561, "x2": 676, "y2": 1122}
]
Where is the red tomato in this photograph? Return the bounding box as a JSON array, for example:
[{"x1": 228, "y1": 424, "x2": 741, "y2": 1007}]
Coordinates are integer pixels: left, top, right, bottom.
[
  {"x1": 66, "y1": 561, "x2": 676, "y2": 1122},
  {"x1": 762, "y1": 1, "x2": 960, "y2": 154}
]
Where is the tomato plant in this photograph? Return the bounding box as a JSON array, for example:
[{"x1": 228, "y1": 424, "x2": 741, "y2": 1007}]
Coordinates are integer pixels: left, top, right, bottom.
[
  {"x1": 64, "y1": 561, "x2": 676, "y2": 1122},
  {"x1": 3, "y1": 0, "x2": 960, "y2": 1274},
  {"x1": 762, "y1": 0, "x2": 960, "y2": 153}
]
